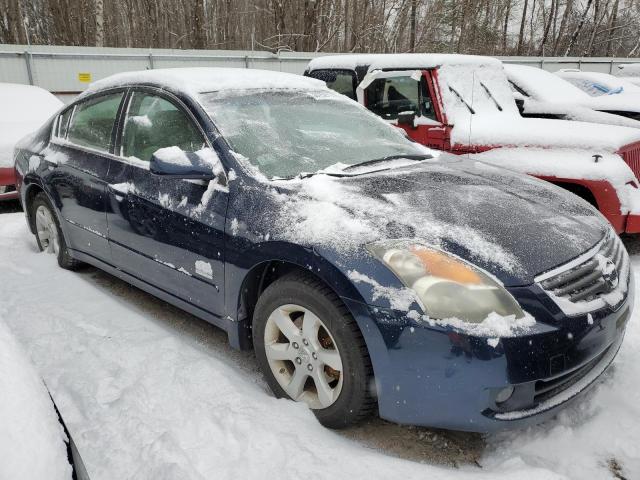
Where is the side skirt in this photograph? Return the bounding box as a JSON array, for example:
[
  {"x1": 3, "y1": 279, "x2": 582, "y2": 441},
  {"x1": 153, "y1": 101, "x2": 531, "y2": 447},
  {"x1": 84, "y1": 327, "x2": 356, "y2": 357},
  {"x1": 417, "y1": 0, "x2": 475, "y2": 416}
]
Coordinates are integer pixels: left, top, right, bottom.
[{"x1": 69, "y1": 248, "x2": 243, "y2": 349}]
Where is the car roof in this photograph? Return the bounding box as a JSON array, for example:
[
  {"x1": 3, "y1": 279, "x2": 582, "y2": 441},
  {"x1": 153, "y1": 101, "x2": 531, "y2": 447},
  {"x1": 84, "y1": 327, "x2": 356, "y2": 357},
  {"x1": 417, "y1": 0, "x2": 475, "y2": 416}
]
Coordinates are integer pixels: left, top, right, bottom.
[
  {"x1": 81, "y1": 67, "x2": 327, "y2": 98},
  {"x1": 307, "y1": 53, "x2": 503, "y2": 72}
]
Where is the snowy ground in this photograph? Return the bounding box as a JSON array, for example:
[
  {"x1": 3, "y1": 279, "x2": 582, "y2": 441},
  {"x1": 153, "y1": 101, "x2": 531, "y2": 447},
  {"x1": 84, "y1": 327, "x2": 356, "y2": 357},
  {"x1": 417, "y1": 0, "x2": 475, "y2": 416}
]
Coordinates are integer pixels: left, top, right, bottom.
[{"x1": 1, "y1": 210, "x2": 639, "y2": 480}]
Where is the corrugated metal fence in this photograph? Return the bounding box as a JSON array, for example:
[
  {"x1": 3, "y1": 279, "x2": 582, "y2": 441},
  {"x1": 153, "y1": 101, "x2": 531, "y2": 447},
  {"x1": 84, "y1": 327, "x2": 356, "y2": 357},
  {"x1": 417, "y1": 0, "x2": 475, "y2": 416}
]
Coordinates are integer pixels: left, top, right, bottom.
[{"x1": 1, "y1": 44, "x2": 639, "y2": 103}]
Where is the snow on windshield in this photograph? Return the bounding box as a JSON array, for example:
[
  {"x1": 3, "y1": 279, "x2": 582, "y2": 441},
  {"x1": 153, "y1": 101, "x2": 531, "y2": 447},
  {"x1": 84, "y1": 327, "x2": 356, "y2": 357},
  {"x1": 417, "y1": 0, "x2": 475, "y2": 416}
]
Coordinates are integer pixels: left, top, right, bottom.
[
  {"x1": 200, "y1": 89, "x2": 429, "y2": 179},
  {"x1": 557, "y1": 71, "x2": 640, "y2": 97},
  {"x1": 504, "y1": 64, "x2": 590, "y2": 103},
  {"x1": 437, "y1": 63, "x2": 519, "y2": 125}
]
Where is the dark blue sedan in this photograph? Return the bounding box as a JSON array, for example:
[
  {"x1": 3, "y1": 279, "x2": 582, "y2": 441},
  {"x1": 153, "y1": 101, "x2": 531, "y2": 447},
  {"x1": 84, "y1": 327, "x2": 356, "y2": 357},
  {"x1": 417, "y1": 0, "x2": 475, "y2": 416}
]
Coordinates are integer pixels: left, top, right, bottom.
[{"x1": 14, "y1": 68, "x2": 632, "y2": 431}]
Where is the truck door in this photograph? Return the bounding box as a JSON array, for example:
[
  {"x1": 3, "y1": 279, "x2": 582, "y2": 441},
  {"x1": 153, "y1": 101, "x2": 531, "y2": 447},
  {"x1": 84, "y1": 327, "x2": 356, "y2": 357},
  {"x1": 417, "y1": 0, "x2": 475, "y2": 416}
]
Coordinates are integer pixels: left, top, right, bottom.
[{"x1": 356, "y1": 70, "x2": 451, "y2": 151}]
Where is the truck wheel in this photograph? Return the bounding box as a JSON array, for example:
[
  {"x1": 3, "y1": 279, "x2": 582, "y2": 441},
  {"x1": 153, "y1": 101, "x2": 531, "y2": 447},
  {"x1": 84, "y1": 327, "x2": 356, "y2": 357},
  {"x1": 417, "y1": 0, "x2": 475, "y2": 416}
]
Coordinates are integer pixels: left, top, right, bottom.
[
  {"x1": 31, "y1": 192, "x2": 82, "y2": 270},
  {"x1": 253, "y1": 272, "x2": 375, "y2": 429}
]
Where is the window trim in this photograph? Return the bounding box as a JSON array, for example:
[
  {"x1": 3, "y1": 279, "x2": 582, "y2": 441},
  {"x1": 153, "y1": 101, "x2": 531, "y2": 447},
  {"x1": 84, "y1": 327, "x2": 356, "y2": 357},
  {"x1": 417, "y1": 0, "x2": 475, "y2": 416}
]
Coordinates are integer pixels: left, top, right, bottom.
[{"x1": 50, "y1": 88, "x2": 128, "y2": 157}]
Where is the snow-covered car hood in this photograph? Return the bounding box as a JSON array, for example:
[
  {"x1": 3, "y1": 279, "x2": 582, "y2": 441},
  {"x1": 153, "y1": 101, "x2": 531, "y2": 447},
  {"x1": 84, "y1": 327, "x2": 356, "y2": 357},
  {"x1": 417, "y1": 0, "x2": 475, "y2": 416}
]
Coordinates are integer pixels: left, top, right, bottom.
[
  {"x1": 582, "y1": 92, "x2": 640, "y2": 113},
  {"x1": 272, "y1": 156, "x2": 607, "y2": 287},
  {"x1": 519, "y1": 100, "x2": 640, "y2": 129},
  {"x1": 455, "y1": 115, "x2": 640, "y2": 151}
]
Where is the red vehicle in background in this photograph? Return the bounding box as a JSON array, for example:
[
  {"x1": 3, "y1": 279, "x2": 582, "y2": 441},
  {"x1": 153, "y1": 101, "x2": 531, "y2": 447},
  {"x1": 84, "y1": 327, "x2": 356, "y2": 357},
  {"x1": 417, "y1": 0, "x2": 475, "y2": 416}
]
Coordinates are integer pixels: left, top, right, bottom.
[
  {"x1": 305, "y1": 54, "x2": 640, "y2": 234},
  {"x1": 0, "y1": 83, "x2": 63, "y2": 201}
]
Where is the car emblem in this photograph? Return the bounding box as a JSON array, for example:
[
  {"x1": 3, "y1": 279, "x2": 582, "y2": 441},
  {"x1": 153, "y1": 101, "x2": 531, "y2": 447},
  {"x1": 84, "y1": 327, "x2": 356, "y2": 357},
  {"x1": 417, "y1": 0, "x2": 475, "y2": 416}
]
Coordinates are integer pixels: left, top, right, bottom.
[{"x1": 602, "y1": 259, "x2": 619, "y2": 291}]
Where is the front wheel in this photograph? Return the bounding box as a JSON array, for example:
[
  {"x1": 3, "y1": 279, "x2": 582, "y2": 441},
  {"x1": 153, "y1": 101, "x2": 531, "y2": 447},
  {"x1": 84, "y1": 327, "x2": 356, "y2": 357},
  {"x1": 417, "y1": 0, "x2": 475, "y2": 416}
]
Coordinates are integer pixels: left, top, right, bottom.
[
  {"x1": 253, "y1": 272, "x2": 375, "y2": 428},
  {"x1": 31, "y1": 192, "x2": 81, "y2": 270}
]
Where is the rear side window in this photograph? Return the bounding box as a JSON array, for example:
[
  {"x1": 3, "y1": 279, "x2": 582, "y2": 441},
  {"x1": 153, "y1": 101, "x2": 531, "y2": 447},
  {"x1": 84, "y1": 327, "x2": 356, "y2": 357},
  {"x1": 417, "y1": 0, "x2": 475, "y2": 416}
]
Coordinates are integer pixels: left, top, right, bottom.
[
  {"x1": 365, "y1": 76, "x2": 436, "y2": 121},
  {"x1": 66, "y1": 92, "x2": 124, "y2": 153},
  {"x1": 308, "y1": 70, "x2": 357, "y2": 100},
  {"x1": 121, "y1": 92, "x2": 205, "y2": 162}
]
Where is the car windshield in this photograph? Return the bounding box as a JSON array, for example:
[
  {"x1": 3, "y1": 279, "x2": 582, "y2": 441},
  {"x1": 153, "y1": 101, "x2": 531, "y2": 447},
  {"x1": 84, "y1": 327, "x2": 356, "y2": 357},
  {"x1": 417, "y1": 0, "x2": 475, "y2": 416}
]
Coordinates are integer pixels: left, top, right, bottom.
[{"x1": 199, "y1": 89, "x2": 427, "y2": 179}]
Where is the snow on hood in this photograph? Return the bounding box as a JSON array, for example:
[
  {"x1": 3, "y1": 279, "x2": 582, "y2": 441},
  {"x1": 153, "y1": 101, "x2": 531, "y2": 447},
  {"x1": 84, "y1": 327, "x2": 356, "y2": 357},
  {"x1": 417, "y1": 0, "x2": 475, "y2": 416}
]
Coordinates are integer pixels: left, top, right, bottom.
[
  {"x1": 0, "y1": 84, "x2": 62, "y2": 167},
  {"x1": 0, "y1": 320, "x2": 72, "y2": 480},
  {"x1": 269, "y1": 157, "x2": 607, "y2": 287},
  {"x1": 470, "y1": 148, "x2": 640, "y2": 215},
  {"x1": 82, "y1": 68, "x2": 326, "y2": 98},
  {"x1": 455, "y1": 115, "x2": 640, "y2": 151}
]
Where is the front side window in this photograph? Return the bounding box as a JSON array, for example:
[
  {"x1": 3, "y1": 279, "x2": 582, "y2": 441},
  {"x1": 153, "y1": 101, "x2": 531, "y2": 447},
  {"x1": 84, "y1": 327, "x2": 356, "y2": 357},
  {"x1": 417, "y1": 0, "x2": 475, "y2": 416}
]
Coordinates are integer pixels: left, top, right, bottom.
[
  {"x1": 122, "y1": 92, "x2": 205, "y2": 162},
  {"x1": 308, "y1": 70, "x2": 357, "y2": 100},
  {"x1": 365, "y1": 76, "x2": 435, "y2": 121},
  {"x1": 201, "y1": 89, "x2": 429, "y2": 179},
  {"x1": 66, "y1": 92, "x2": 124, "y2": 152}
]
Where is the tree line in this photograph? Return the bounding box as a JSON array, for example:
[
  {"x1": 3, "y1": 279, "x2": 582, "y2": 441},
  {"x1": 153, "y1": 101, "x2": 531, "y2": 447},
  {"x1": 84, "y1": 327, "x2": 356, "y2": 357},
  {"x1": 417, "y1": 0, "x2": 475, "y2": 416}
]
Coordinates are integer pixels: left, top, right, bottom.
[{"x1": 1, "y1": 0, "x2": 639, "y2": 57}]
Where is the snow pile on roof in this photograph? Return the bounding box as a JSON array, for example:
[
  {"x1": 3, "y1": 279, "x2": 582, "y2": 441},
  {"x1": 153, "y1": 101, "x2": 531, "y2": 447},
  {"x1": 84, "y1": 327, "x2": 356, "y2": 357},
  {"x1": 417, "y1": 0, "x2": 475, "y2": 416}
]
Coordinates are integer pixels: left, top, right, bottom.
[
  {"x1": 470, "y1": 148, "x2": 640, "y2": 214},
  {"x1": 2, "y1": 212, "x2": 640, "y2": 479},
  {"x1": 504, "y1": 64, "x2": 590, "y2": 103},
  {"x1": 83, "y1": 67, "x2": 326, "y2": 98},
  {"x1": 307, "y1": 53, "x2": 502, "y2": 72},
  {"x1": 0, "y1": 83, "x2": 62, "y2": 167},
  {"x1": 0, "y1": 319, "x2": 72, "y2": 480}
]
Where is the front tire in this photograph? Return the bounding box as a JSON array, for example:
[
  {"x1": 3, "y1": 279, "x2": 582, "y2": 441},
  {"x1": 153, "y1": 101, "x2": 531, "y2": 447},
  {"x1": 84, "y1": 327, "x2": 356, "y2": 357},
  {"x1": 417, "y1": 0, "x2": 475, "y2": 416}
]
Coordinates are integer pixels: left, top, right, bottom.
[
  {"x1": 31, "y1": 192, "x2": 81, "y2": 270},
  {"x1": 253, "y1": 272, "x2": 375, "y2": 428}
]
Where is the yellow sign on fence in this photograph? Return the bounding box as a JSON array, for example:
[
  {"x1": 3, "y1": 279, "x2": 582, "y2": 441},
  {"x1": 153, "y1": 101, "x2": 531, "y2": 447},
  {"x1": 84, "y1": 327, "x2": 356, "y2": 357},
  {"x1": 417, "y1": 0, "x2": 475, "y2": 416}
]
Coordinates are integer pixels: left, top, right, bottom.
[{"x1": 78, "y1": 72, "x2": 92, "y2": 83}]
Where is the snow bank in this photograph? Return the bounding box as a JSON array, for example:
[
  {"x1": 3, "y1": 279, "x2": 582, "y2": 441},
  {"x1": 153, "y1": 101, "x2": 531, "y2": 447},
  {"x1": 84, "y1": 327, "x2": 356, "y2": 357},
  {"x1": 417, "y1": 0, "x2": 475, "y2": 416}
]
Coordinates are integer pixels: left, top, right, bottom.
[
  {"x1": 83, "y1": 67, "x2": 326, "y2": 98},
  {"x1": 0, "y1": 319, "x2": 72, "y2": 480},
  {"x1": 0, "y1": 83, "x2": 62, "y2": 167},
  {"x1": 470, "y1": 148, "x2": 640, "y2": 214}
]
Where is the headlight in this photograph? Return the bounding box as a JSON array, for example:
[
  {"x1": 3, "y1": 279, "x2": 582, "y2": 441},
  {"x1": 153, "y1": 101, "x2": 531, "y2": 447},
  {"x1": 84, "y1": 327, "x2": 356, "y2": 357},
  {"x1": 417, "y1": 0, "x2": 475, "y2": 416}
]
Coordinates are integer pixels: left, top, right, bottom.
[{"x1": 367, "y1": 242, "x2": 524, "y2": 323}]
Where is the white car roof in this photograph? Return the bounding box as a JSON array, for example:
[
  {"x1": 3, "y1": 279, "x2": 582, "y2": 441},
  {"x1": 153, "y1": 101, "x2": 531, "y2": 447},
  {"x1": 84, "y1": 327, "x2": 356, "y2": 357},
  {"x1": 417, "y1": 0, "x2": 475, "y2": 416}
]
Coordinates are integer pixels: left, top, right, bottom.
[
  {"x1": 83, "y1": 67, "x2": 326, "y2": 97},
  {"x1": 307, "y1": 53, "x2": 502, "y2": 72}
]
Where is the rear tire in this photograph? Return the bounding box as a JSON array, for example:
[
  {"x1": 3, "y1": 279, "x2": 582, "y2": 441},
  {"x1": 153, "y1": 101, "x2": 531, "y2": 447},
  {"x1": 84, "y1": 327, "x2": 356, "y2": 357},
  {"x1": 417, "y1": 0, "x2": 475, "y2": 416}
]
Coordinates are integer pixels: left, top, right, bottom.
[
  {"x1": 253, "y1": 271, "x2": 375, "y2": 429},
  {"x1": 31, "y1": 192, "x2": 82, "y2": 270}
]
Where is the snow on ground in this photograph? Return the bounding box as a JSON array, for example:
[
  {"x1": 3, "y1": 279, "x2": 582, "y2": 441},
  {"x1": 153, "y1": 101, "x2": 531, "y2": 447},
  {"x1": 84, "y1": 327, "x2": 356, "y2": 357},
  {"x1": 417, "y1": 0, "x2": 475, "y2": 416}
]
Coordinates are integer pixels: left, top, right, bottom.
[
  {"x1": 0, "y1": 308, "x2": 72, "y2": 480},
  {"x1": 1, "y1": 212, "x2": 639, "y2": 479}
]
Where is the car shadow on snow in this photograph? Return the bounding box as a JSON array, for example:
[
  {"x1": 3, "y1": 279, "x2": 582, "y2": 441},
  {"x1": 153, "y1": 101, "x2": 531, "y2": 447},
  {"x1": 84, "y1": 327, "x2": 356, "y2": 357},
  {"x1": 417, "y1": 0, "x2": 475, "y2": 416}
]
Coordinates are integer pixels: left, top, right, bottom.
[{"x1": 74, "y1": 264, "x2": 486, "y2": 468}]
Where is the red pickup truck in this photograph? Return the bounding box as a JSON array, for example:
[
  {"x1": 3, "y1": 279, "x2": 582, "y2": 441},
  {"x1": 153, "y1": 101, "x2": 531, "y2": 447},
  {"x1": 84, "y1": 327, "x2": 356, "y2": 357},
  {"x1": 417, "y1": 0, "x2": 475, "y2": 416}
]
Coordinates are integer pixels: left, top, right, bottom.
[{"x1": 305, "y1": 54, "x2": 640, "y2": 234}]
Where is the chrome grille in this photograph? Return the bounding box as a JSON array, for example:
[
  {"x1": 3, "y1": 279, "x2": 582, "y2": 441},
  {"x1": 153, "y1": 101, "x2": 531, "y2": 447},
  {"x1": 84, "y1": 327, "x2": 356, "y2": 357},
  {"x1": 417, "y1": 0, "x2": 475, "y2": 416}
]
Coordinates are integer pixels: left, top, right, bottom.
[{"x1": 537, "y1": 232, "x2": 629, "y2": 314}]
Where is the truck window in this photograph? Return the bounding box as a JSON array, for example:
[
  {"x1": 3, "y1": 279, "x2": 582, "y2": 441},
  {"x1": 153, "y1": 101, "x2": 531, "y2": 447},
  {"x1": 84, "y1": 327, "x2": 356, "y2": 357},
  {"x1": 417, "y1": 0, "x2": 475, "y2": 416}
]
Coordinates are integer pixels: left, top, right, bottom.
[
  {"x1": 365, "y1": 76, "x2": 436, "y2": 122},
  {"x1": 307, "y1": 69, "x2": 357, "y2": 100}
]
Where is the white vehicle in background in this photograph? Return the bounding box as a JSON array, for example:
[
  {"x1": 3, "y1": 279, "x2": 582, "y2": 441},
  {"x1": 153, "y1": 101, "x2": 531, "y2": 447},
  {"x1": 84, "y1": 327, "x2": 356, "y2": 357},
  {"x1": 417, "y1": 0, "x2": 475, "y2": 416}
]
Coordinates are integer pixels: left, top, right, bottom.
[
  {"x1": 555, "y1": 69, "x2": 640, "y2": 97},
  {"x1": 0, "y1": 83, "x2": 63, "y2": 201},
  {"x1": 504, "y1": 64, "x2": 640, "y2": 126},
  {"x1": 616, "y1": 64, "x2": 640, "y2": 87}
]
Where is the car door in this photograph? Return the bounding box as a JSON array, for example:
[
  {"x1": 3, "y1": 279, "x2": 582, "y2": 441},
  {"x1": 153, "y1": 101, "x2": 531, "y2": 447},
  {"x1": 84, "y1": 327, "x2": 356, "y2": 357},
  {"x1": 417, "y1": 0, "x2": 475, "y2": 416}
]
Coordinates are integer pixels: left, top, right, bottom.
[
  {"x1": 356, "y1": 70, "x2": 452, "y2": 151},
  {"x1": 106, "y1": 89, "x2": 227, "y2": 317},
  {"x1": 46, "y1": 90, "x2": 126, "y2": 262}
]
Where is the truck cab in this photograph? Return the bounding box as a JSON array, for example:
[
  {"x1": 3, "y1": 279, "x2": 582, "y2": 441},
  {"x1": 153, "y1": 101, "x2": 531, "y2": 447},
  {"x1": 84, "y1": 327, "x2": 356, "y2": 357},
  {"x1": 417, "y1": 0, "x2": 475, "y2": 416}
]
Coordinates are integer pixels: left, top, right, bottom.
[{"x1": 305, "y1": 54, "x2": 640, "y2": 234}]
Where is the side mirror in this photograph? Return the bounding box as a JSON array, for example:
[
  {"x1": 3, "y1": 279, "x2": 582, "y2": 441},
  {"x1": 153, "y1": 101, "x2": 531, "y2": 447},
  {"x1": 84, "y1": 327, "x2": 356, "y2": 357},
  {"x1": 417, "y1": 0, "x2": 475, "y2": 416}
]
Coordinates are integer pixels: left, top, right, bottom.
[
  {"x1": 397, "y1": 111, "x2": 416, "y2": 128},
  {"x1": 149, "y1": 147, "x2": 217, "y2": 180}
]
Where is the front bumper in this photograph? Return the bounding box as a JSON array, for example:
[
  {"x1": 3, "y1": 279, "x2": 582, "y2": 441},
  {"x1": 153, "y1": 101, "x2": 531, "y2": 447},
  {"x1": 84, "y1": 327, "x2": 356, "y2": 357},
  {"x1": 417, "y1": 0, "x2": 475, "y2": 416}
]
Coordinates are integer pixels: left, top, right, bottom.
[
  {"x1": 0, "y1": 167, "x2": 18, "y2": 201},
  {"x1": 342, "y1": 279, "x2": 632, "y2": 432}
]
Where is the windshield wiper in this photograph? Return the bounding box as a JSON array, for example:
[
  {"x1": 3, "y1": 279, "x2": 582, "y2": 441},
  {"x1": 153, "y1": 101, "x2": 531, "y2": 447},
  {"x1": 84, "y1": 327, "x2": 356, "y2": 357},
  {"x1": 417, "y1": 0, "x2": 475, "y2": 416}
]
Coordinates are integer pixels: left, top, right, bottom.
[
  {"x1": 479, "y1": 81, "x2": 503, "y2": 111},
  {"x1": 342, "y1": 154, "x2": 433, "y2": 171},
  {"x1": 448, "y1": 86, "x2": 475, "y2": 114}
]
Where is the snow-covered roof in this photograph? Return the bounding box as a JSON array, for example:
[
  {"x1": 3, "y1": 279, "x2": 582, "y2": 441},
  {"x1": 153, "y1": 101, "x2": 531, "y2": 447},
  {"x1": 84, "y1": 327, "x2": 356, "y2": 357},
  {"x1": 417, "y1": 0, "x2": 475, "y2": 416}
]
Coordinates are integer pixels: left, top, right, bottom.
[
  {"x1": 504, "y1": 64, "x2": 589, "y2": 103},
  {"x1": 83, "y1": 67, "x2": 327, "y2": 97},
  {"x1": 307, "y1": 53, "x2": 502, "y2": 72}
]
